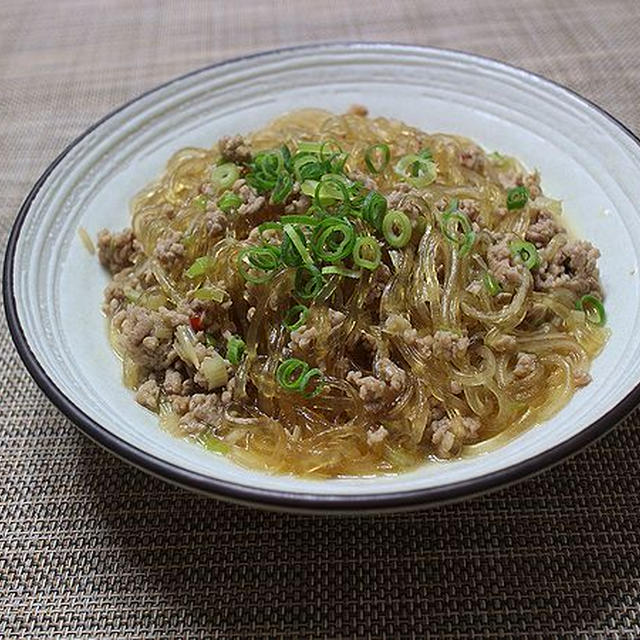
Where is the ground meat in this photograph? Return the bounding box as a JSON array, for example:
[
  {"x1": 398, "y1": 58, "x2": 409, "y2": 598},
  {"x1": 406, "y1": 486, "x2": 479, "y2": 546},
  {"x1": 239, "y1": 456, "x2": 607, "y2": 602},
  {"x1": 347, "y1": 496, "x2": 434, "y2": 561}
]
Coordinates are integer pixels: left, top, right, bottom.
[
  {"x1": 458, "y1": 199, "x2": 481, "y2": 222},
  {"x1": 514, "y1": 352, "x2": 537, "y2": 378},
  {"x1": 178, "y1": 393, "x2": 222, "y2": 435},
  {"x1": 535, "y1": 240, "x2": 602, "y2": 296},
  {"x1": 329, "y1": 308, "x2": 346, "y2": 327},
  {"x1": 284, "y1": 191, "x2": 311, "y2": 214},
  {"x1": 163, "y1": 369, "x2": 184, "y2": 395},
  {"x1": 487, "y1": 236, "x2": 523, "y2": 287},
  {"x1": 430, "y1": 415, "x2": 481, "y2": 457},
  {"x1": 365, "y1": 264, "x2": 391, "y2": 307},
  {"x1": 154, "y1": 229, "x2": 185, "y2": 269},
  {"x1": 349, "y1": 169, "x2": 378, "y2": 191},
  {"x1": 347, "y1": 104, "x2": 368, "y2": 116},
  {"x1": 460, "y1": 146, "x2": 486, "y2": 174},
  {"x1": 346, "y1": 371, "x2": 387, "y2": 407},
  {"x1": 432, "y1": 330, "x2": 469, "y2": 361},
  {"x1": 520, "y1": 170, "x2": 542, "y2": 199},
  {"x1": 237, "y1": 184, "x2": 266, "y2": 216},
  {"x1": 377, "y1": 357, "x2": 406, "y2": 392},
  {"x1": 367, "y1": 425, "x2": 388, "y2": 447},
  {"x1": 525, "y1": 208, "x2": 562, "y2": 248},
  {"x1": 97, "y1": 228, "x2": 141, "y2": 275},
  {"x1": 218, "y1": 135, "x2": 251, "y2": 164},
  {"x1": 383, "y1": 314, "x2": 433, "y2": 357},
  {"x1": 113, "y1": 305, "x2": 188, "y2": 372},
  {"x1": 135, "y1": 379, "x2": 160, "y2": 411},
  {"x1": 289, "y1": 324, "x2": 318, "y2": 355},
  {"x1": 204, "y1": 209, "x2": 227, "y2": 237}
]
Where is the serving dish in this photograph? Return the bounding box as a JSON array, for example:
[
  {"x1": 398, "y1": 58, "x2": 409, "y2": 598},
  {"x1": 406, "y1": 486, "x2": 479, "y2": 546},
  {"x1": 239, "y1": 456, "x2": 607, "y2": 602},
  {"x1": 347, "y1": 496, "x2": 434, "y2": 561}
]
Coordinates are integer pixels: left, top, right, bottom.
[{"x1": 5, "y1": 43, "x2": 640, "y2": 513}]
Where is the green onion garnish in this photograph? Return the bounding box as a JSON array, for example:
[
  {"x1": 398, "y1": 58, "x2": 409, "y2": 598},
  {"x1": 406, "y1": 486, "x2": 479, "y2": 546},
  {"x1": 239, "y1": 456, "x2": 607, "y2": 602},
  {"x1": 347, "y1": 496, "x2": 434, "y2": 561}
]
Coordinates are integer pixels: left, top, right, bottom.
[
  {"x1": 311, "y1": 217, "x2": 356, "y2": 263},
  {"x1": 382, "y1": 210, "x2": 412, "y2": 248},
  {"x1": 510, "y1": 240, "x2": 540, "y2": 270},
  {"x1": 352, "y1": 236, "x2": 382, "y2": 270},
  {"x1": 186, "y1": 256, "x2": 214, "y2": 278},
  {"x1": 247, "y1": 150, "x2": 286, "y2": 192},
  {"x1": 280, "y1": 215, "x2": 318, "y2": 226},
  {"x1": 193, "y1": 195, "x2": 208, "y2": 210},
  {"x1": 275, "y1": 359, "x2": 325, "y2": 397},
  {"x1": 506, "y1": 186, "x2": 529, "y2": 210},
  {"x1": 294, "y1": 264, "x2": 325, "y2": 300},
  {"x1": 364, "y1": 144, "x2": 391, "y2": 174},
  {"x1": 226, "y1": 335, "x2": 246, "y2": 365},
  {"x1": 293, "y1": 153, "x2": 325, "y2": 182},
  {"x1": 211, "y1": 163, "x2": 239, "y2": 193},
  {"x1": 297, "y1": 141, "x2": 323, "y2": 154},
  {"x1": 276, "y1": 358, "x2": 310, "y2": 391},
  {"x1": 576, "y1": 294, "x2": 606, "y2": 326},
  {"x1": 217, "y1": 191, "x2": 243, "y2": 213},
  {"x1": 482, "y1": 272, "x2": 502, "y2": 296},
  {"x1": 283, "y1": 304, "x2": 309, "y2": 331},
  {"x1": 441, "y1": 211, "x2": 475, "y2": 256},
  {"x1": 299, "y1": 367, "x2": 325, "y2": 398},
  {"x1": 362, "y1": 191, "x2": 388, "y2": 231},
  {"x1": 283, "y1": 223, "x2": 313, "y2": 266},
  {"x1": 192, "y1": 286, "x2": 225, "y2": 302},
  {"x1": 321, "y1": 265, "x2": 361, "y2": 279},
  {"x1": 313, "y1": 175, "x2": 352, "y2": 209},
  {"x1": 270, "y1": 172, "x2": 294, "y2": 205},
  {"x1": 237, "y1": 246, "x2": 280, "y2": 284},
  {"x1": 394, "y1": 153, "x2": 437, "y2": 188}
]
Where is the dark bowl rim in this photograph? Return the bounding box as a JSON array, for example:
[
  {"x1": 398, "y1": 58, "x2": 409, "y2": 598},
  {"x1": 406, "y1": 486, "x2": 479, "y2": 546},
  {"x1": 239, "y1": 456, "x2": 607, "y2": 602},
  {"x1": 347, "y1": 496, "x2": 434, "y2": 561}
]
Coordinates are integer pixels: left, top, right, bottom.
[{"x1": 3, "y1": 42, "x2": 639, "y2": 513}]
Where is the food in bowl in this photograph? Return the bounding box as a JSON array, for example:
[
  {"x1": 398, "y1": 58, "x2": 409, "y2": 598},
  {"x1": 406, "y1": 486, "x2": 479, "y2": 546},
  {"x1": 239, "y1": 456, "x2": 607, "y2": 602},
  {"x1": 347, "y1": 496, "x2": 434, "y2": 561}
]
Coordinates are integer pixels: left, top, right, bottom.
[{"x1": 96, "y1": 107, "x2": 608, "y2": 477}]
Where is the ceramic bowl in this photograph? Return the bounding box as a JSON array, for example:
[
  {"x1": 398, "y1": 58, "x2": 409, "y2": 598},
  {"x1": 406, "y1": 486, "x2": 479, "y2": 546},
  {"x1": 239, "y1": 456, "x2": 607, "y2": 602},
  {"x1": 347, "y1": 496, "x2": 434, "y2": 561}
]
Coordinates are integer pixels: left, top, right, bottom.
[{"x1": 5, "y1": 43, "x2": 640, "y2": 513}]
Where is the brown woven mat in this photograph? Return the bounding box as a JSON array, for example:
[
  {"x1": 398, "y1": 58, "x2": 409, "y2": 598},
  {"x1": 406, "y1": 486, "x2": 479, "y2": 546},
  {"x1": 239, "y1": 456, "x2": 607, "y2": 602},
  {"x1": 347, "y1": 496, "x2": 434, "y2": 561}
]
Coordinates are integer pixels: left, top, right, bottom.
[{"x1": 2, "y1": 1, "x2": 640, "y2": 638}]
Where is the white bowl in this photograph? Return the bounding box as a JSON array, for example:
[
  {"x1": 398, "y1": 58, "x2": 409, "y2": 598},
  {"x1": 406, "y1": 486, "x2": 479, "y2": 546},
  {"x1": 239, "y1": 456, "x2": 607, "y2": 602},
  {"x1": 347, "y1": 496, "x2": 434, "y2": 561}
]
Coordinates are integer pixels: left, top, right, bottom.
[{"x1": 5, "y1": 43, "x2": 640, "y2": 513}]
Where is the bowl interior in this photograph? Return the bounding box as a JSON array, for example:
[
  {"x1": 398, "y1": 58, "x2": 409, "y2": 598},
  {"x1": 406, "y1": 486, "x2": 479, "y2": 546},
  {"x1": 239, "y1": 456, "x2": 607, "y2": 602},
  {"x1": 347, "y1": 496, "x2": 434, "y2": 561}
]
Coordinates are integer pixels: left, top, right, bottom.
[{"x1": 9, "y1": 44, "x2": 640, "y2": 503}]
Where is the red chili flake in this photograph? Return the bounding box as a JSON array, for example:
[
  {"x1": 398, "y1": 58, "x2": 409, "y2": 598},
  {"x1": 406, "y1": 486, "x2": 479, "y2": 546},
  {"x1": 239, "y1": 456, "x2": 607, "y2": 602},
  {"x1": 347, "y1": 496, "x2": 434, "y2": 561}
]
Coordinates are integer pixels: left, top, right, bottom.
[{"x1": 190, "y1": 315, "x2": 204, "y2": 332}]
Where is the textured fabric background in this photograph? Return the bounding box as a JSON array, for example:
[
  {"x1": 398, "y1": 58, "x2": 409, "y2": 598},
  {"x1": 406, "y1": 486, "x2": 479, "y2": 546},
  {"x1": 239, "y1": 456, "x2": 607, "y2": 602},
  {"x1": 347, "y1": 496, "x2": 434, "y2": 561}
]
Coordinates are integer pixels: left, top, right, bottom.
[{"x1": 2, "y1": 1, "x2": 640, "y2": 638}]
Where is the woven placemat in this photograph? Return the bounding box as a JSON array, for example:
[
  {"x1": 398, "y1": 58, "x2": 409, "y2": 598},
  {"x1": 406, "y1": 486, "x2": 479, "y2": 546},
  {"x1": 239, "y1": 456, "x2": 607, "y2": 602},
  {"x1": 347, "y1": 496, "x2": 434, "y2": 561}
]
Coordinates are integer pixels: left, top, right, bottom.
[{"x1": 2, "y1": 1, "x2": 640, "y2": 637}]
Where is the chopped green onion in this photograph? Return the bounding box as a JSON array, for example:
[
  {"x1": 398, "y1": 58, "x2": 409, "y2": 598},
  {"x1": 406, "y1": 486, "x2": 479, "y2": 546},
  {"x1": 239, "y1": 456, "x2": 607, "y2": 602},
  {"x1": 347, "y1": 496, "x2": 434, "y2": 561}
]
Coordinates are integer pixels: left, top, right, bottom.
[
  {"x1": 352, "y1": 236, "x2": 382, "y2": 270},
  {"x1": 226, "y1": 335, "x2": 246, "y2": 365},
  {"x1": 294, "y1": 264, "x2": 325, "y2": 300},
  {"x1": 576, "y1": 294, "x2": 606, "y2": 326},
  {"x1": 311, "y1": 217, "x2": 356, "y2": 263},
  {"x1": 382, "y1": 210, "x2": 412, "y2": 248},
  {"x1": 217, "y1": 191, "x2": 243, "y2": 213},
  {"x1": 364, "y1": 143, "x2": 391, "y2": 174},
  {"x1": 510, "y1": 240, "x2": 539, "y2": 269},
  {"x1": 293, "y1": 153, "x2": 325, "y2": 182},
  {"x1": 280, "y1": 225, "x2": 307, "y2": 267},
  {"x1": 297, "y1": 141, "x2": 323, "y2": 154},
  {"x1": 201, "y1": 433, "x2": 229, "y2": 454},
  {"x1": 276, "y1": 358, "x2": 310, "y2": 391},
  {"x1": 506, "y1": 186, "x2": 529, "y2": 210},
  {"x1": 283, "y1": 305, "x2": 309, "y2": 331},
  {"x1": 283, "y1": 223, "x2": 313, "y2": 266},
  {"x1": 321, "y1": 265, "x2": 361, "y2": 279},
  {"x1": 270, "y1": 172, "x2": 294, "y2": 204},
  {"x1": 299, "y1": 367, "x2": 325, "y2": 398},
  {"x1": 482, "y1": 272, "x2": 502, "y2": 296},
  {"x1": 313, "y1": 175, "x2": 351, "y2": 209},
  {"x1": 247, "y1": 150, "x2": 286, "y2": 192},
  {"x1": 211, "y1": 163, "x2": 239, "y2": 193},
  {"x1": 280, "y1": 215, "x2": 318, "y2": 226},
  {"x1": 258, "y1": 221, "x2": 282, "y2": 236},
  {"x1": 441, "y1": 211, "x2": 475, "y2": 256},
  {"x1": 205, "y1": 333, "x2": 216, "y2": 348},
  {"x1": 319, "y1": 139, "x2": 342, "y2": 162},
  {"x1": 362, "y1": 191, "x2": 388, "y2": 231},
  {"x1": 192, "y1": 286, "x2": 225, "y2": 302},
  {"x1": 237, "y1": 246, "x2": 280, "y2": 284},
  {"x1": 186, "y1": 256, "x2": 214, "y2": 278},
  {"x1": 193, "y1": 195, "x2": 208, "y2": 210},
  {"x1": 394, "y1": 153, "x2": 438, "y2": 188},
  {"x1": 300, "y1": 179, "x2": 319, "y2": 198}
]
